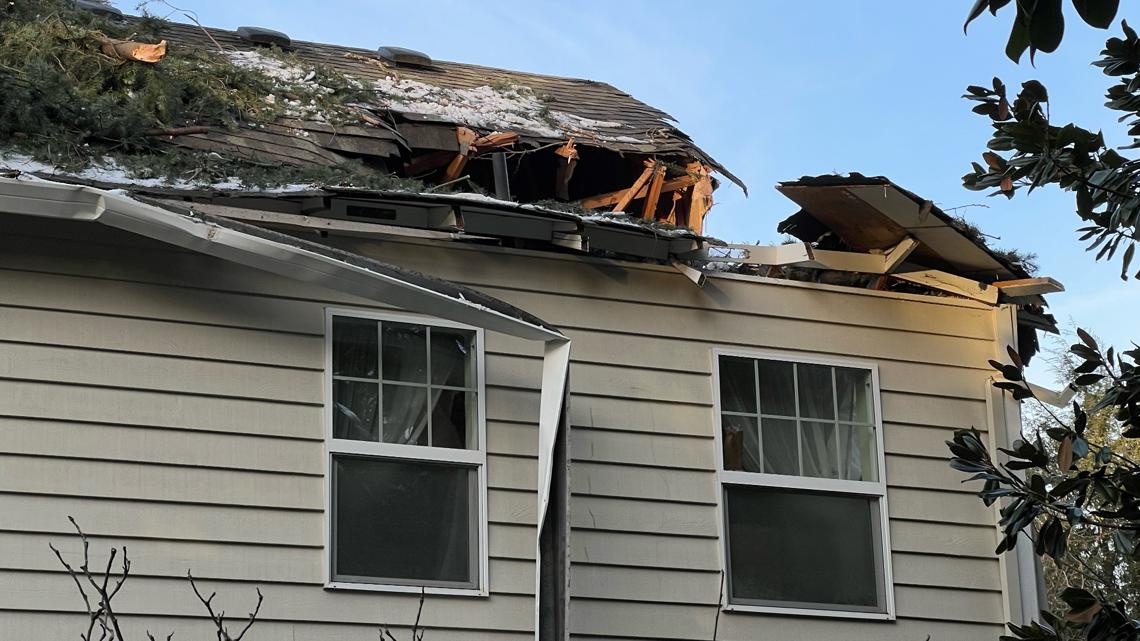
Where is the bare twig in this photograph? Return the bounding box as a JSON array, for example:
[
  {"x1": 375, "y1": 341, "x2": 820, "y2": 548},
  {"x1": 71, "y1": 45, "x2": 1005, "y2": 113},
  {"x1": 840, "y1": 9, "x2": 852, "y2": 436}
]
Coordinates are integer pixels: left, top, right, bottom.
[
  {"x1": 187, "y1": 571, "x2": 263, "y2": 641},
  {"x1": 49, "y1": 516, "x2": 133, "y2": 641},
  {"x1": 144, "y1": 126, "x2": 211, "y2": 137},
  {"x1": 137, "y1": 1, "x2": 225, "y2": 53},
  {"x1": 712, "y1": 570, "x2": 723, "y2": 641},
  {"x1": 377, "y1": 588, "x2": 428, "y2": 641}
]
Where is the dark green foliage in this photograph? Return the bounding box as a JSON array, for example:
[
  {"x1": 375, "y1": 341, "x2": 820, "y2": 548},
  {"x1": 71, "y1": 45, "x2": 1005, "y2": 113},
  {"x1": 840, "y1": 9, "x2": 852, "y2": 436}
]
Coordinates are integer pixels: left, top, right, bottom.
[
  {"x1": 948, "y1": 332, "x2": 1140, "y2": 640},
  {"x1": 960, "y1": 21, "x2": 1140, "y2": 280},
  {"x1": 0, "y1": 0, "x2": 397, "y2": 188},
  {"x1": 964, "y1": 0, "x2": 1120, "y2": 62}
]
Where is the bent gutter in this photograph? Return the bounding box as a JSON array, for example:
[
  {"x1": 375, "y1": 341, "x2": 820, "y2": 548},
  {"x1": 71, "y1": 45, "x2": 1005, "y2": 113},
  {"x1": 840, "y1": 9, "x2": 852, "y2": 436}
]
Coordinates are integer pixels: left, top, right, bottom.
[{"x1": 0, "y1": 176, "x2": 570, "y2": 640}]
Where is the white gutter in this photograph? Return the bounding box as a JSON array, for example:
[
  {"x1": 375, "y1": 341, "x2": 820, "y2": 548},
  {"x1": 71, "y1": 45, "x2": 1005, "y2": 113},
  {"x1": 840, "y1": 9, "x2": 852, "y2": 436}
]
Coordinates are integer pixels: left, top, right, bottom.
[{"x1": 0, "y1": 176, "x2": 571, "y2": 639}]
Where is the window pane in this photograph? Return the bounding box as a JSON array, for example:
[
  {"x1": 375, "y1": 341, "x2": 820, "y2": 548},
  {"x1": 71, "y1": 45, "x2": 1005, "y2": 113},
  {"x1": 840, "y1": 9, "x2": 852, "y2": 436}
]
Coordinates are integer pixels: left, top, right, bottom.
[
  {"x1": 836, "y1": 367, "x2": 873, "y2": 423},
  {"x1": 333, "y1": 456, "x2": 474, "y2": 585},
  {"x1": 382, "y1": 322, "x2": 427, "y2": 383},
  {"x1": 432, "y1": 389, "x2": 475, "y2": 449},
  {"x1": 839, "y1": 424, "x2": 878, "y2": 482},
  {"x1": 719, "y1": 356, "x2": 757, "y2": 413},
  {"x1": 382, "y1": 384, "x2": 428, "y2": 445},
  {"x1": 796, "y1": 363, "x2": 835, "y2": 419},
  {"x1": 757, "y1": 360, "x2": 796, "y2": 417},
  {"x1": 801, "y1": 421, "x2": 839, "y2": 479},
  {"x1": 726, "y1": 485, "x2": 881, "y2": 609},
  {"x1": 761, "y1": 418, "x2": 799, "y2": 476},
  {"x1": 431, "y1": 328, "x2": 476, "y2": 388},
  {"x1": 333, "y1": 380, "x2": 379, "y2": 441},
  {"x1": 332, "y1": 316, "x2": 378, "y2": 378},
  {"x1": 722, "y1": 415, "x2": 760, "y2": 473}
]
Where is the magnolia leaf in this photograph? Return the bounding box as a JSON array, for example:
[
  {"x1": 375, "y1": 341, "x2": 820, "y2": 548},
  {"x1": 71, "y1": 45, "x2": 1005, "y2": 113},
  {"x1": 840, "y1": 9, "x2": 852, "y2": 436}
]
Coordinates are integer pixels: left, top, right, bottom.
[
  {"x1": 1066, "y1": 601, "x2": 1103, "y2": 623},
  {"x1": 1059, "y1": 435, "x2": 1074, "y2": 470},
  {"x1": 1029, "y1": 0, "x2": 1065, "y2": 55},
  {"x1": 1074, "y1": 0, "x2": 1120, "y2": 28}
]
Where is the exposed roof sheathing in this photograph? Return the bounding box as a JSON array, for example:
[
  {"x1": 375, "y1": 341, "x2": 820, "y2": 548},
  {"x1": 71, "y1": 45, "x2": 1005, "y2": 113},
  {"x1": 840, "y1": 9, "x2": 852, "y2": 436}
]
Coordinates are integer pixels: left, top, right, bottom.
[{"x1": 776, "y1": 173, "x2": 1030, "y2": 282}]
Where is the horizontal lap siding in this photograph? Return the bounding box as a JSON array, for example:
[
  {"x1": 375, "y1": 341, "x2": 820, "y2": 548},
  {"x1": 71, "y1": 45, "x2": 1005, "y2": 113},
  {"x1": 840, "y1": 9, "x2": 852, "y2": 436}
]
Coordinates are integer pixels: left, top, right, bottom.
[
  {"x1": 0, "y1": 217, "x2": 1005, "y2": 639},
  {"x1": 0, "y1": 218, "x2": 541, "y2": 636},
  {"x1": 330, "y1": 238, "x2": 1005, "y2": 638}
]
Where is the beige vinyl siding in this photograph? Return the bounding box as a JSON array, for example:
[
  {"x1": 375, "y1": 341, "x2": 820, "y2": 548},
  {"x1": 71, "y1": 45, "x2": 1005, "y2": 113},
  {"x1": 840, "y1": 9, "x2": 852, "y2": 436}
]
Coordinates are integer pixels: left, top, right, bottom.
[
  {"x1": 0, "y1": 215, "x2": 1005, "y2": 640},
  {"x1": 0, "y1": 217, "x2": 541, "y2": 637}
]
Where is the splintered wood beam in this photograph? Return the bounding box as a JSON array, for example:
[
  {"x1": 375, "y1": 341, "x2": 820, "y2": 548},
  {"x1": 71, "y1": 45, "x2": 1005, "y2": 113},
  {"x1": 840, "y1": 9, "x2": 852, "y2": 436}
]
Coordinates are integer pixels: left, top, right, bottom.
[
  {"x1": 686, "y1": 162, "x2": 714, "y2": 235},
  {"x1": 662, "y1": 191, "x2": 682, "y2": 225},
  {"x1": 991, "y1": 277, "x2": 1065, "y2": 296},
  {"x1": 554, "y1": 139, "x2": 579, "y2": 201},
  {"x1": 882, "y1": 237, "x2": 920, "y2": 273},
  {"x1": 442, "y1": 127, "x2": 479, "y2": 182},
  {"x1": 692, "y1": 242, "x2": 815, "y2": 266},
  {"x1": 693, "y1": 237, "x2": 919, "y2": 275},
  {"x1": 641, "y1": 163, "x2": 666, "y2": 220},
  {"x1": 472, "y1": 131, "x2": 519, "y2": 152},
  {"x1": 579, "y1": 175, "x2": 696, "y2": 209},
  {"x1": 611, "y1": 161, "x2": 656, "y2": 213},
  {"x1": 893, "y1": 270, "x2": 998, "y2": 304}
]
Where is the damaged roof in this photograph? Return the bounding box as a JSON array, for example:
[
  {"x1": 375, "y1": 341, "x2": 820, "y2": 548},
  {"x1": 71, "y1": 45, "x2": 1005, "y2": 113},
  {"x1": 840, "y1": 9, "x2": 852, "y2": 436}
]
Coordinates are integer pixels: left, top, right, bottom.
[
  {"x1": 146, "y1": 20, "x2": 746, "y2": 193},
  {"x1": 776, "y1": 173, "x2": 1031, "y2": 282}
]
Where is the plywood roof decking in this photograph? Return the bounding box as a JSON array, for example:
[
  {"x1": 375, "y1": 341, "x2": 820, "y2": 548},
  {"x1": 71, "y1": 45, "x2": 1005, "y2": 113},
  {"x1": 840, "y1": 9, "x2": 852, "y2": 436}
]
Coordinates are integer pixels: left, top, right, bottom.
[
  {"x1": 146, "y1": 21, "x2": 745, "y2": 192},
  {"x1": 777, "y1": 173, "x2": 1028, "y2": 282}
]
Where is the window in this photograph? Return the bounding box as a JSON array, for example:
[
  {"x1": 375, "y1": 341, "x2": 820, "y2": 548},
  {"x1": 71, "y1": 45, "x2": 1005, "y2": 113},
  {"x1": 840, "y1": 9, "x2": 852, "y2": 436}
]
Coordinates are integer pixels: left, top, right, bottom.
[
  {"x1": 714, "y1": 351, "x2": 893, "y2": 618},
  {"x1": 326, "y1": 311, "x2": 486, "y2": 593}
]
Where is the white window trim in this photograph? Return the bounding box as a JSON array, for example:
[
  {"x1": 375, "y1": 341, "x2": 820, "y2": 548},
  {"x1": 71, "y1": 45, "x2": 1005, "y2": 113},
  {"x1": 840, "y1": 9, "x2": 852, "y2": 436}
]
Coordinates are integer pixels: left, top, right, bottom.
[
  {"x1": 323, "y1": 306, "x2": 489, "y2": 597},
  {"x1": 710, "y1": 347, "x2": 896, "y2": 620}
]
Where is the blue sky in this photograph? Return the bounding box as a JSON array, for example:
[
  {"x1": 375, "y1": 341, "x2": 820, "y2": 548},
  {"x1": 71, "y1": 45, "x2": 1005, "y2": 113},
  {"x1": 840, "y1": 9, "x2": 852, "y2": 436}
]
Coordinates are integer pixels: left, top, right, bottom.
[{"x1": 117, "y1": 0, "x2": 1138, "y2": 381}]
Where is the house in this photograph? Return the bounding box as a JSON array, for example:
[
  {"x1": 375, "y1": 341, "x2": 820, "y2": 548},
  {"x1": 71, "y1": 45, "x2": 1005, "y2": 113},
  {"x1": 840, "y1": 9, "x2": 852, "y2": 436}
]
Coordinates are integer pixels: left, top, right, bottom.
[{"x1": 0, "y1": 4, "x2": 1061, "y2": 640}]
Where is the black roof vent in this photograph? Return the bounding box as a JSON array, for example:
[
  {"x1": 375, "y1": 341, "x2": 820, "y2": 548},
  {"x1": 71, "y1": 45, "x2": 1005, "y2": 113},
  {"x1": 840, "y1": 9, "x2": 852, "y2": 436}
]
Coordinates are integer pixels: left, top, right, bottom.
[
  {"x1": 236, "y1": 26, "x2": 292, "y2": 48},
  {"x1": 74, "y1": 0, "x2": 124, "y2": 18},
  {"x1": 376, "y1": 46, "x2": 433, "y2": 67}
]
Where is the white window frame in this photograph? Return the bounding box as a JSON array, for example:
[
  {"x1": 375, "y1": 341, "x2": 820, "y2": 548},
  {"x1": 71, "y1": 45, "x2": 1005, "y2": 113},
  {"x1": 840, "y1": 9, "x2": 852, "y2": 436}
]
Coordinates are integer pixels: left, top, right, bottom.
[
  {"x1": 323, "y1": 307, "x2": 489, "y2": 597},
  {"x1": 711, "y1": 348, "x2": 895, "y2": 620}
]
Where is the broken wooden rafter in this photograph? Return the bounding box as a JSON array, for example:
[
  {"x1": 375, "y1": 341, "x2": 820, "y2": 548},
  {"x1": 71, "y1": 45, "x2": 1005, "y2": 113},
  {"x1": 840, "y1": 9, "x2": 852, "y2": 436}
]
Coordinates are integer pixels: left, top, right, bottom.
[
  {"x1": 579, "y1": 174, "x2": 696, "y2": 209},
  {"x1": 443, "y1": 127, "x2": 479, "y2": 182},
  {"x1": 611, "y1": 161, "x2": 656, "y2": 213},
  {"x1": 991, "y1": 277, "x2": 1065, "y2": 297},
  {"x1": 892, "y1": 269, "x2": 998, "y2": 304},
  {"x1": 441, "y1": 128, "x2": 518, "y2": 183},
  {"x1": 686, "y1": 162, "x2": 714, "y2": 235},
  {"x1": 472, "y1": 131, "x2": 519, "y2": 153},
  {"x1": 641, "y1": 162, "x2": 666, "y2": 220},
  {"x1": 554, "y1": 139, "x2": 578, "y2": 201}
]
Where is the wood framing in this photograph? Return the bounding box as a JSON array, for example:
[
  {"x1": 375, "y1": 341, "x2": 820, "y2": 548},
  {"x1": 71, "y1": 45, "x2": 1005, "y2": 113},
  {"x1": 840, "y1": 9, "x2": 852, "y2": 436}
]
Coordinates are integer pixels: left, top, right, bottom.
[
  {"x1": 641, "y1": 163, "x2": 666, "y2": 220},
  {"x1": 443, "y1": 127, "x2": 479, "y2": 182},
  {"x1": 554, "y1": 139, "x2": 578, "y2": 201},
  {"x1": 893, "y1": 269, "x2": 999, "y2": 304},
  {"x1": 694, "y1": 237, "x2": 918, "y2": 275},
  {"x1": 991, "y1": 277, "x2": 1065, "y2": 296},
  {"x1": 580, "y1": 174, "x2": 696, "y2": 209},
  {"x1": 686, "y1": 162, "x2": 714, "y2": 234},
  {"x1": 611, "y1": 161, "x2": 656, "y2": 213}
]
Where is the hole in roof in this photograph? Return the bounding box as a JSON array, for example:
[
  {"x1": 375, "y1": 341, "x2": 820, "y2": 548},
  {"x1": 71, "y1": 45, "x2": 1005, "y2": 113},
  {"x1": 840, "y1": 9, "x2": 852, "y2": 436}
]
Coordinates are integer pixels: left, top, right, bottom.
[
  {"x1": 237, "y1": 26, "x2": 292, "y2": 48},
  {"x1": 376, "y1": 46, "x2": 433, "y2": 68},
  {"x1": 74, "y1": 0, "x2": 124, "y2": 18}
]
